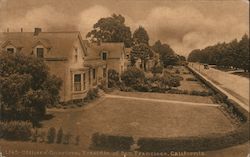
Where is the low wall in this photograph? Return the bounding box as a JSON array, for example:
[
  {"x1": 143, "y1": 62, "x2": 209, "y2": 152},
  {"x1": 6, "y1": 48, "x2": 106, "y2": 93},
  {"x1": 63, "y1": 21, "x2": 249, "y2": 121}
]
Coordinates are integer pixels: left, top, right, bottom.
[{"x1": 186, "y1": 65, "x2": 229, "y2": 100}]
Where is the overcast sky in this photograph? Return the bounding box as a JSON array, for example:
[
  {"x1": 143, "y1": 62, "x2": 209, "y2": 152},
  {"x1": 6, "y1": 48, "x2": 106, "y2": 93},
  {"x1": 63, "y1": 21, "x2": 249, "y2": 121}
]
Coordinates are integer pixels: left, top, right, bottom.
[{"x1": 0, "y1": 0, "x2": 249, "y2": 56}]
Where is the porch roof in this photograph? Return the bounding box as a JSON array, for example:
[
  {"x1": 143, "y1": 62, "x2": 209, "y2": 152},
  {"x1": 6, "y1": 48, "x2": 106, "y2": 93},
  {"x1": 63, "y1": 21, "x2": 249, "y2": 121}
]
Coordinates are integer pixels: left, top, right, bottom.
[{"x1": 84, "y1": 60, "x2": 106, "y2": 68}]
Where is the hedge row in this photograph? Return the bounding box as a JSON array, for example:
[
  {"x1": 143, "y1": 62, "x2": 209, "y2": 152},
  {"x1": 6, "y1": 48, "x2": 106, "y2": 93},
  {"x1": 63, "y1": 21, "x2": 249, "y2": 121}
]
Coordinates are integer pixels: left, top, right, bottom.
[
  {"x1": 31, "y1": 127, "x2": 80, "y2": 145},
  {"x1": 224, "y1": 99, "x2": 249, "y2": 123},
  {"x1": 137, "y1": 123, "x2": 249, "y2": 152},
  {"x1": 0, "y1": 121, "x2": 32, "y2": 140},
  {"x1": 167, "y1": 89, "x2": 213, "y2": 96},
  {"x1": 90, "y1": 133, "x2": 134, "y2": 151}
]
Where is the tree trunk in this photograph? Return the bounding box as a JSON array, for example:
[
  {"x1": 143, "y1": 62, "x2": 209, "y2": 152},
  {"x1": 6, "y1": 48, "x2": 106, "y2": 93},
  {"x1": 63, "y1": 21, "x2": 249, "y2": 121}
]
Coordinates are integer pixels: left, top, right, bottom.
[{"x1": 144, "y1": 60, "x2": 147, "y2": 71}]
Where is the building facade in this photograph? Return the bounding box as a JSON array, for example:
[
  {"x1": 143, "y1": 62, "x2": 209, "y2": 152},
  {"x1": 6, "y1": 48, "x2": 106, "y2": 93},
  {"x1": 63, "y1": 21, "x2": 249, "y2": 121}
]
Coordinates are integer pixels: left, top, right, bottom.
[{"x1": 0, "y1": 28, "x2": 126, "y2": 102}]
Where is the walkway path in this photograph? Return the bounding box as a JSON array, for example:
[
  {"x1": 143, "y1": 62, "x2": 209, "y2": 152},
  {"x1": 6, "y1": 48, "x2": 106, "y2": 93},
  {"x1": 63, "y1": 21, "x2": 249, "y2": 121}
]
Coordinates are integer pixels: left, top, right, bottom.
[{"x1": 105, "y1": 94, "x2": 219, "y2": 107}]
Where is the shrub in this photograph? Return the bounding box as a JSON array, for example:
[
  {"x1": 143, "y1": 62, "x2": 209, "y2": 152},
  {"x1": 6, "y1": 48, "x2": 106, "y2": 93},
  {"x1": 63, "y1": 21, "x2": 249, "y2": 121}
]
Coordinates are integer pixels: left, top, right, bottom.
[
  {"x1": 119, "y1": 82, "x2": 134, "y2": 92},
  {"x1": 189, "y1": 90, "x2": 213, "y2": 96},
  {"x1": 84, "y1": 88, "x2": 99, "y2": 101},
  {"x1": 38, "y1": 130, "x2": 46, "y2": 143},
  {"x1": 75, "y1": 135, "x2": 80, "y2": 145},
  {"x1": 223, "y1": 99, "x2": 248, "y2": 123},
  {"x1": 56, "y1": 128, "x2": 63, "y2": 144},
  {"x1": 151, "y1": 65, "x2": 163, "y2": 76},
  {"x1": 173, "y1": 75, "x2": 184, "y2": 81},
  {"x1": 137, "y1": 116, "x2": 249, "y2": 152},
  {"x1": 167, "y1": 89, "x2": 189, "y2": 94},
  {"x1": 91, "y1": 132, "x2": 134, "y2": 151},
  {"x1": 0, "y1": 121, "x2": 32, "y2": 141},
  {"x1": 121, "y1": 67, "x2": 145, "y2": 87},
  {"x1": 183, "y1": 71, "x2": 191, "y2": 74},
  {"x1": 133, "y1": 83, "x2": 150, "y2": 92},
  {"x1": 98, "y1": 80, "x2": 108, "y2": 92},
  {"x1": 175, "y1": 69, "x2": 180, "y2": 74},
  {"x1": 167, "y1": 76, "x2": 181, "y2": 88},
  {"x1": 31, "y1": 128, "x2": 38, "y2": 142},
  {"x1": 186, "y1": 78, "x2": 198, "y2": 81},
  {"x1": 212, "y1": 93, "x2": 225, "y2": 103},
  {"x1": 63, "y1": 132, "x2": 72, "y2": 144},
  {"x1": 108, "y1": 69, "x2": 120, "y2": 88},
  {"x1": 47, "y1": 127, "x2": 56, "y2": 143}
]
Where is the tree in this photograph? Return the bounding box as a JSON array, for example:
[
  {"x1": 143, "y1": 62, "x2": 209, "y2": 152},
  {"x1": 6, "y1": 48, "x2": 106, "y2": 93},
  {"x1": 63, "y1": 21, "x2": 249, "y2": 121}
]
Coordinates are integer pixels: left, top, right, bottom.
[
  {"x1": 108, "y1": 69, "x2": 120, "y2": 88},
  {"x1": 0, "y1": 52, "x2": 62, "y2": 124},
  {"x1": 131, "y1": 43, "x2": 153, "y2": 71},
  {"x1": 238, "y1": 34, "x2": 249, "y2": 72},
  {"x1": 133, "y1": 26, "x2": 149, "y2": 45},
  {"x1": 121, "y1": 67, "x2": 145, "y2": 87},
  {"x1": 86, "y1": 14, "x2": 132, "y2": 47},
  {"x1": 151, "y1": 65, "x2": 163, "y2": 76},
  {"x1": 152, "y1": 40, "x2": 178, "y2": 67},
  {"x1": 187, "y1": 34, "x2": 249, "y2": 72}
]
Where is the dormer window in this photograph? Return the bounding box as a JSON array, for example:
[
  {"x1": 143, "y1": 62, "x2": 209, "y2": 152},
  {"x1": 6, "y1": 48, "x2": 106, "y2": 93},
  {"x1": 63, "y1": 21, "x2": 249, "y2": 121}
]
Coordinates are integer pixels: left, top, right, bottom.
[
  {"x1": 101, "y1": 52, "x2": 107, "y2": 60},
  {"x1": 7, "y1": 48, "x2": 14, "y2": 53},
  {"x1": 36, "y1": 48, "x2": 44, "y2": 58}
]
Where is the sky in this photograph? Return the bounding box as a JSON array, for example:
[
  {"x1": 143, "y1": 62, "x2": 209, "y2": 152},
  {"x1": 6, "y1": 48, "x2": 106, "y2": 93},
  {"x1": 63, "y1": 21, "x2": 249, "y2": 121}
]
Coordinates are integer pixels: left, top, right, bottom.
[{"x1": 0, "y1": 0, "x2": 249, "y2": 56}]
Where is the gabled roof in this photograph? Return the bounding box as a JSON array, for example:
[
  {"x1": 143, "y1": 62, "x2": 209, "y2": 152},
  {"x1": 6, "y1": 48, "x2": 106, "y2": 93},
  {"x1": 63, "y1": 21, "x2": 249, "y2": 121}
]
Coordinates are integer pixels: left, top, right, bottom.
[
  {"x1": 86, "y1": 42, "x2": 125, "y2": 60},
  {"x1": 0, "y1": 31, "x2": 87, "y2": 58},
  {"x1": 1, "y1": 40, "x2": 23, "y2": 48},
  {"x1": 32, "y1": 38, "x2": 51, "y2": 48}
]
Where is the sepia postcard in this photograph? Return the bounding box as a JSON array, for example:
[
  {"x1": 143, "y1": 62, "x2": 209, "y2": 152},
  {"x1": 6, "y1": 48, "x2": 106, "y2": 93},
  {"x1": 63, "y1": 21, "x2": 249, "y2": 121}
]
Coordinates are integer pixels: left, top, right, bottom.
[{"x1": 0, "y1": 0, "x2": 249, "y2": 157}]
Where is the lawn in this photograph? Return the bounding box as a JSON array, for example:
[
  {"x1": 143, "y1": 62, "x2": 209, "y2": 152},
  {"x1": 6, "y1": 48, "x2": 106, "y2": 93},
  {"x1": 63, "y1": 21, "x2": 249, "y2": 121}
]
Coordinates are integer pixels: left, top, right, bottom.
[
  {"x1": 41, "y1": 97, "x2": 234, "y2": 149},
  {"x1": 0, "y1": 96, "x2": 236, "y2": 156}
]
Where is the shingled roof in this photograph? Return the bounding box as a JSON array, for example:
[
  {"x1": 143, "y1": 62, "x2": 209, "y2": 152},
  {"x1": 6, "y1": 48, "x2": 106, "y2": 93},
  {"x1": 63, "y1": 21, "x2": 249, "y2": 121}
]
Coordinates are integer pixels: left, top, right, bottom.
[
  {"x1": 86, "y1": 42, "x2": 125, "y2": 60},
  {"x1": 0, "y1": 31, "x2": 87, "y2": 58}
]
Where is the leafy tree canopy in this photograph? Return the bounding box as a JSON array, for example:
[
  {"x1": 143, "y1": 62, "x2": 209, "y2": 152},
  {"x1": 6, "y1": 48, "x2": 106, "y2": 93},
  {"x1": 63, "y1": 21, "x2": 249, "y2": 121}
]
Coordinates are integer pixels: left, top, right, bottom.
[
  {"x1": 86, "y1": 14, "x2": 132, "y2": 47},
  {"x1": 187, "y1": 34, "x2": 249, "y2": 71},
  {"x1": 133, "y1": 26, "x2": 149, "y2": 45},
  {"x1": 152, "y1": 40, "x2": 179, "y2": 67},
  {"x1": 130, "y1": 43, "x2": 154, "y2": 71},
  {"x1": 0, "y1": 52, "x2": 62, "y2": 123}
]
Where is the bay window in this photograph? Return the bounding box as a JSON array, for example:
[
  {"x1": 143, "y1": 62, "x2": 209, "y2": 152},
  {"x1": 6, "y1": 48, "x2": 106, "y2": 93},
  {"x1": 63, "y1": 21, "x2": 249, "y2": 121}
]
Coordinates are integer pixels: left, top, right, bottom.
[{"x1": 74, "y1": 74, "x2": 81, "y2": 91}]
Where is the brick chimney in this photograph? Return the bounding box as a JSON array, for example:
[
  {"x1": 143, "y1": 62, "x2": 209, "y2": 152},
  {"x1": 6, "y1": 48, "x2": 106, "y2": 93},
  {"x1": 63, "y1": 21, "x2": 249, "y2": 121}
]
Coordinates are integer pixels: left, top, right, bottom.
[{"x1": 34, "y1": 28, "x2": 42, "y2": 36}]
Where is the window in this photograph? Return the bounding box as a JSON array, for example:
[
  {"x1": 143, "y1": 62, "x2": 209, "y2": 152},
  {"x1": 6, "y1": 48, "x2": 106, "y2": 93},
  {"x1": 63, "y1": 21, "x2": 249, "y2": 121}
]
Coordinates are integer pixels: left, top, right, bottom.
[
  {"x1": 74, "y1": 74, "x2": 81, "y2": 91},
  {"x1": 7, "y1": 48, "x2": 14, "y2": 53},
  {"x1": 102, "y1": 52, "x2": 107, "y2": 60},
  {"x1": 75, "y1": 55, "x2": 78, "y2": 62},
  {"x1": 83, "y1": 73, "x2": 86, "y2": 90},
  {"x1": 37, "y1": 48, "x2": 44, "y2": 58},
  {"x1": 89, "y1": 70, "x2": 91, "y2": 85},
  {"x1": 103, "y1": 68, "x2": 106, "y2": 78},
  {"x1": 121, "y1": 66, "x2": 124, "y2": 72},
  {"x1": 93, "y1": 69, "x2": 96, "y2": 79},
  {"x1": 74, "y1": 48, "x2": 78, "y2": 62}
]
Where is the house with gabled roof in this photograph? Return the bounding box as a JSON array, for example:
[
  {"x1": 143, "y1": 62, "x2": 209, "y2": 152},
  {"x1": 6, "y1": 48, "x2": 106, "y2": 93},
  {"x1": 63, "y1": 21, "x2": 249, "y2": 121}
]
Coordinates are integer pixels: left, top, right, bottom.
[{"x1": 0, "y1": 28, "x2": 126, "y2": 102}]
